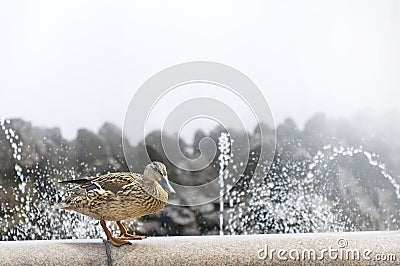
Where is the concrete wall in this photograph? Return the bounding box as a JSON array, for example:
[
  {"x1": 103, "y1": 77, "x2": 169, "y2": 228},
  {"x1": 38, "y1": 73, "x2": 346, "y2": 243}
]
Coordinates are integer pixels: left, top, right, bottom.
[{"x1": 0, "y1": 231, "x2": 399, "y2": 265}]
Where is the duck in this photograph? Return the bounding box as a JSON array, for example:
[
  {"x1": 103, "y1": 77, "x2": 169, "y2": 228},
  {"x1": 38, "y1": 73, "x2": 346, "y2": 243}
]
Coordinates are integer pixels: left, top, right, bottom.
[{"x1": 59, "y1": 161, "x2": 176, "y2": 246}]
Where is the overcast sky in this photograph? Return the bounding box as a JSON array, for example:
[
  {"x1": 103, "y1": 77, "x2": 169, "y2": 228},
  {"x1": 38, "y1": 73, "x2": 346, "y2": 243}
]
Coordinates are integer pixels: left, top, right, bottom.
[{"x1": 0, "y1": 0, "x2": 399, "y2": 139}]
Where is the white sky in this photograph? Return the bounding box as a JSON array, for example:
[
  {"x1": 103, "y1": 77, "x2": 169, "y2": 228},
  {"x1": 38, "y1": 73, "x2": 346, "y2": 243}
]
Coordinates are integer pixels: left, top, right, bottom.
[{"x1": 0, "y1": 0, "x2": 399, "y2": 139}]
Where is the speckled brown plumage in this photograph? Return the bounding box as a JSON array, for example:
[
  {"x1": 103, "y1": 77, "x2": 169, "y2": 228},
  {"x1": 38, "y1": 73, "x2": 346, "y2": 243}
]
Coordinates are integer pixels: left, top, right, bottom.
[
  {"x1": 62, "y1": 172, "x2": 168, "y2": 221},
  {"x1": 59, "y1": 162, "x2": 175, "y2": 246}
]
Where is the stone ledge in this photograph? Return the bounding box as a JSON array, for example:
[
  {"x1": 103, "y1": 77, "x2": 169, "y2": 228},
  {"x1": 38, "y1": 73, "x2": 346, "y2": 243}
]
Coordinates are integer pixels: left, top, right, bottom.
[
  {"x1": 0, "y1": 239, "x2": 107, "y2": 265},
  {"x1": 0, "y1": 232, "x2": 399, "y2": 265}
]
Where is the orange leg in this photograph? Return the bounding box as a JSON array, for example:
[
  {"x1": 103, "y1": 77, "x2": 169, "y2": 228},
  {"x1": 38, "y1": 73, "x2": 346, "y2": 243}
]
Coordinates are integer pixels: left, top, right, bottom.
[
  {"x1": 100, "y1": 220, "x2": 131, "y2": 247},
  {"x1": 116, "y1": 221, "x2": 147, "y2": 240}
]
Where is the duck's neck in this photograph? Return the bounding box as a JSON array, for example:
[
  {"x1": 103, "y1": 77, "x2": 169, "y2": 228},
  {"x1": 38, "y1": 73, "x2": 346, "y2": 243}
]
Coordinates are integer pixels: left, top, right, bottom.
[{"x1": 141, "y1": 180, "x2": 168, "y2": 202}]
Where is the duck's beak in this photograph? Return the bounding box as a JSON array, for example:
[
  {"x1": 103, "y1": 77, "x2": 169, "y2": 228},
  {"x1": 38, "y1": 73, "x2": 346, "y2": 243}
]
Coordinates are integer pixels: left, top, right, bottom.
[{"x1": 160, "y1": 176, "x2": 176, "y2": 194}]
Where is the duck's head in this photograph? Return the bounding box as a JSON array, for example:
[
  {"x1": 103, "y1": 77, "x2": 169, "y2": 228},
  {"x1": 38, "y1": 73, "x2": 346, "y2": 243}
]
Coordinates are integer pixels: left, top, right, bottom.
[{"x1": 144, "y1": 161, "x2": 176, "y2": 194}]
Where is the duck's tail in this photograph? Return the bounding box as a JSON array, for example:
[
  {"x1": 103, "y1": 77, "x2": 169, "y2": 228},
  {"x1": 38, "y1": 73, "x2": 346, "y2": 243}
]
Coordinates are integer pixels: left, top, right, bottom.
[
  {"x1": 53, "y1": 202, "x2": 69, "y2": 210},
  {"x1": 59, "y1": 178, "x2": 91, "y2": 185}
]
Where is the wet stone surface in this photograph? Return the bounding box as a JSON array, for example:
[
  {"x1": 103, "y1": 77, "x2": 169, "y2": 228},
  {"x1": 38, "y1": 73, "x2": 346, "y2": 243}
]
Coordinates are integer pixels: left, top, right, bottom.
[{"x1": 0, "y1": 232, "x2": 399, "y2": 265}]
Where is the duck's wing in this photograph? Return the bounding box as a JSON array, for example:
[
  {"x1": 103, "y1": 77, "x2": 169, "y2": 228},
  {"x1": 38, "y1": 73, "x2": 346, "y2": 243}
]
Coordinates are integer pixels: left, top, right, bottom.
[
  {"x1": 93, "y1": 173, "x2": 142, "y2": 194},
  {"x1": 60, "y1": 172, "x2": 142, "y2": 194},
  {"x1": 59, "y1": 178, "x2": 94, "y2": 193}
]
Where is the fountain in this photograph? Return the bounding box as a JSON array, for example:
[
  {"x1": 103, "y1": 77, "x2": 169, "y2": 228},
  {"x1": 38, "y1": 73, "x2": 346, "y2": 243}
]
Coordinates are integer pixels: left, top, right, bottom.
[
  {"x1": 1, "y1": 117, "x2": 400, "y2": 242},
  {"x1": 223, "y1": 144, "x2": 400, "y2": 235},
  {"x1": 217, "y1": 132, "x2": 232, "y2": 235},
  {"x1": 0, "y1": 118, "x2": 126, "y2": 240}
]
